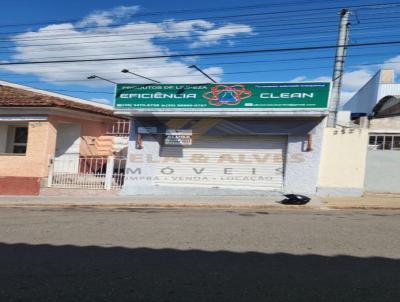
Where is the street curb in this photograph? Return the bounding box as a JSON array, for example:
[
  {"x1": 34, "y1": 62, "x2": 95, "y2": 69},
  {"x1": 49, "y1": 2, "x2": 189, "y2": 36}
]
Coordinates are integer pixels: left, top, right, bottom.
[
  {"x1": 327, "y1": 206, "x2": 400, "y2": 210},
  {"x1": 0, "y1": 203, "x2": 319, "y2": 210},
  {"x1": 0, "y1": 203, "x2": 399, "y2": 210}
]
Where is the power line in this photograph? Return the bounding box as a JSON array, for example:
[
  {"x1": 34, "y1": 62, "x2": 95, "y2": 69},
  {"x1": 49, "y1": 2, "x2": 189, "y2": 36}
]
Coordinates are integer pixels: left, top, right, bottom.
[
  {"x1": 2, "y1": 56, "x2": 398, "y2": 89},
  {"x1": 0, "y1": 61, "x2": 390, "y2": 86},
  {"x1": 1, "y1": 43, "x2": 396, "y2": 74},
  {"x1": 1, "y1": 24, "x2": 399, "y2": 60},
  {"x1": 29, "y1": 8, "x2": 400, "y2": 43},
  {"x1": 0, "y1": 51, "x2": 389, "y2": 78},
  {"x1": 5, "y1": 11, "x2": 400, "y2": 43},
  {"x1": 0, "y1": 10, "x2": 344, "y2": 38},
  {"x1": 0, "y1": 53, "x2": 400, "y2": 81},
  {"x1": 1, "y1": 48, "x2": 399, "y2": 80},
  {"x1": 0, "y1": 0, "x2": 343, "y2": 29},
  {"x1": 2, "y1": 40, "x2": 400, "y2": 66},
  {"x1": 0, "y1": 19, "x2": 398, "y2": 55},
  {"x1": 0, "y1": 1, "x2": 351, "y2": 34},
  {"x1": 0, "y1": 28, "x2": 340, "y2": 50},
  {"x1": 0, "y1": 15, "x2": 336, "y2": 37},
  {"x1": 0, "y1": 36, "x2": 342, "y2": 61},
  {"x1": 1, "y1": 6, "x2": 397, "y2": 38},
  {"x1": 1, "y1": 25, "x2": 398, "y2": 57},
  {"x1": 1, "y1": 19, "x2": 340, "y2": 43},
  {"x1": 0, "y1": 1, "x2": 398, "y2": 31},
  {"x1": 10, "y1": 31, "x2": 400, "y2": 63},
  {"x1": 1, "y1": 52, "x2": 400, "y2": 86},
  {"x1": 0, "y1": 22, "x2": 338, "y2": 44}
]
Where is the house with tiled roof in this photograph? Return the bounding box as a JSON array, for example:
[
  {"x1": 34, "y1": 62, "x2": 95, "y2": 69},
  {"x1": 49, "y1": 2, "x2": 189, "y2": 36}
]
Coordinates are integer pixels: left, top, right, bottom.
[{"x1": 0, "y1": 80, "x2": 129, "y2": 195}]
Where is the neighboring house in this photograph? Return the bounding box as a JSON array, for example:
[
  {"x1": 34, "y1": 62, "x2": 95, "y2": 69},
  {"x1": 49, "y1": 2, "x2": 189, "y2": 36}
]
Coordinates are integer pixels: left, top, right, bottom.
[
  {"x1": 317, "y1": 69, "x2": 400, "y2": 196},
  {"x1": 0, "y1": 80, "x2": 129, "y2": 195},
  {"x1": 338, "y1": 68, "x2": 400, "y2": 194},
  {"x1": 343, "y1": 69, "x2": 400, "y2": 117},
  {"x1": 363, "y1": 95, "x2": 400, "y2": 194}
]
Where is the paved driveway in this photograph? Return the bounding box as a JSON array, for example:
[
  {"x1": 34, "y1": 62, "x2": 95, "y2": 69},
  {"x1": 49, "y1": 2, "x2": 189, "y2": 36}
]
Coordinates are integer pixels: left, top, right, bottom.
[{"x1": 0, "y1": 208, "x2": 399, "y2": 301}]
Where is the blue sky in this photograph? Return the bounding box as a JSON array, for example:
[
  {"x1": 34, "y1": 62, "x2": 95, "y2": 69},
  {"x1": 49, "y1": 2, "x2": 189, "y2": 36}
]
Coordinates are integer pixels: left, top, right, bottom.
[{"x1": 1, "y1": 0, "x2": 400, "y2": 105}]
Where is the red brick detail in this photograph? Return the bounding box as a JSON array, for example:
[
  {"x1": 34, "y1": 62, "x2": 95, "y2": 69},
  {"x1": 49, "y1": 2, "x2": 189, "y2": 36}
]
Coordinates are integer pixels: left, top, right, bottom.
[{"x1": 0, "y1": 177, "x2": 40, "y2": 195}]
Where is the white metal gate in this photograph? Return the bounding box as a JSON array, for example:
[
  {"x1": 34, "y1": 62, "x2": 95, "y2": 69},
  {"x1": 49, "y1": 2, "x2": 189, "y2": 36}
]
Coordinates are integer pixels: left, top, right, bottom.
[{"x1": 48, "y1": 156, "x2": 126, "y2": 190}]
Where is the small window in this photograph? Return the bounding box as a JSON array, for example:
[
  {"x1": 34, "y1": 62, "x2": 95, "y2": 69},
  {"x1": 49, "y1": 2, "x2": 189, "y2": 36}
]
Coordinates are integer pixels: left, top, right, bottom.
[
  {"x1": 376, "y1": 136, "x2": 384, "y2": 150},
  {"x1": 2, "y1": 125, "x2": 28, "y2": 154},
  {"x1": 369, "y1": 134, "x2": 400, "y2": 151},
  {"x1": 369, "y1": 136, "x2": 376, "y2": 145},
  {"x1": 394, "y1": 136, "x2": 400, "y2": 150},
  {"x1": 384, "y1": 136, "x2": 393, "y2": 150}
]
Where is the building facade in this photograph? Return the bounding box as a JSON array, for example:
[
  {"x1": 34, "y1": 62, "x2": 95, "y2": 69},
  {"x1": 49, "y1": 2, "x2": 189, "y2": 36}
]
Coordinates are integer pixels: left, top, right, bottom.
[
  {"x1": 115, "y1": 82, "x2": 331, "y2": 196},
  {"x1": 341, "y1": 70, "x2": 400, "y2": 195},
  {"x1": 364, "y1": 96, "x2": 400, "y2": 193},
  {"x1": 0, "y1": 80, "x2": 128, "y2": 195}
]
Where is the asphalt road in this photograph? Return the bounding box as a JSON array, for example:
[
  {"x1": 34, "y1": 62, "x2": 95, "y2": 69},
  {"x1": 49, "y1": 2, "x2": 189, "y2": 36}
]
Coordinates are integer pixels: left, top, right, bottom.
[{"x1": 0, "y1": 207, "x2": 399, "y2": 301}]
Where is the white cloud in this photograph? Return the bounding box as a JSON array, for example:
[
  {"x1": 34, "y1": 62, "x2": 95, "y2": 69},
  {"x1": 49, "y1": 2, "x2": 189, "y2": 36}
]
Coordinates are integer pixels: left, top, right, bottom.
[
  {"x1": 341, "y1": 69, "x2": 372, "y2": 91},
  {"x1": 340, "y1": 69, "x2": 373, "y2": 103},
  {"x1": 190, "y1": 23, "x2": 253, "y2": 48},
  {"x1": 290, "y1": 75, "x2": 330, "y2": 83},
  {"x1": 77, "y1": 6, "x2": 140, "y2": 27},
  {"x1": 1, "y1": 6, "x2": 254, "y2": 87},
  {"x1": 158, "y1": 20, "x2": 214, "y2": 38},
  {"x1": 340, "y1": 91, "x2": 357, "y2": 103},
  {"x1": 291, "y1": 69, "x2": 373, "y2": 105}
]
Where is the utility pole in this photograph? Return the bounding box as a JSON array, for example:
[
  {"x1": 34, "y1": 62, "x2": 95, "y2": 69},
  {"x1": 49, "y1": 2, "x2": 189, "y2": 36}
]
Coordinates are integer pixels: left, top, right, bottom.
[{"x1": 327, "y1": 8, "x2": 350, "y2": 128}]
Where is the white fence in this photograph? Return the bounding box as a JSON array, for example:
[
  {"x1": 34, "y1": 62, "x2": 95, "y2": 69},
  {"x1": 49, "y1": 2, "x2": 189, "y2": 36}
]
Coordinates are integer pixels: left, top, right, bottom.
[{"x1": 48, "y1": 156, "x2": 126, "y2": 190}]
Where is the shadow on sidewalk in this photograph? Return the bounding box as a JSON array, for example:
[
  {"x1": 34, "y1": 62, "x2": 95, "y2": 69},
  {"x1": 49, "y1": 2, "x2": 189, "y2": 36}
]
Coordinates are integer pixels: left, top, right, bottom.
[{"x1": 0, "y1": 243, "x2": 399, "y2": 301}]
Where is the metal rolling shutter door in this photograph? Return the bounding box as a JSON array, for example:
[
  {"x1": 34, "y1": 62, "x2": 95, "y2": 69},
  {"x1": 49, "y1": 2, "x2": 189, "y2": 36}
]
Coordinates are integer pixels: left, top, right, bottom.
[{"x1": 157, "y1": 135, "x2": 287, "y2": 191}]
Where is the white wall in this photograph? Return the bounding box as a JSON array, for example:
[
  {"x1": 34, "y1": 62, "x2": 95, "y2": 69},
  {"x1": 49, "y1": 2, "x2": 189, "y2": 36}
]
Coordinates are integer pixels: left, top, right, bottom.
[
  {"x1": 377, "y1": 83, "x2": 400, "y2": 100},
  {"x1": 342, "y1": 71, "x2": 381, "y2": 114},
  {"x1": 318, "y1": 128, "x2": 369, "y2": 196},
  {"x1": 342, "y1": 69, "x2": 400, "y2": 115}
]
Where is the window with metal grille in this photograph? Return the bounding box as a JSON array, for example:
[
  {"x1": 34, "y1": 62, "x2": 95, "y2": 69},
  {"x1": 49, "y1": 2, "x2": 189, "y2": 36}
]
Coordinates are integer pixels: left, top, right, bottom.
[
  {"x1": 369, "y1": 134, "x2": 400, "y2": 150},
  {"x1": 106, "y1": 121, "x2": 130, "y2": 137}
]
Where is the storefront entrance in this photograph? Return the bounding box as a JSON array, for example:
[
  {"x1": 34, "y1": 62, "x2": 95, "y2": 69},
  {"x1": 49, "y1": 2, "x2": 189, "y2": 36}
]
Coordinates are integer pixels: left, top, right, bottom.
[{"x1": 155, "y1": 135, "x2": 287, "y2": 191}]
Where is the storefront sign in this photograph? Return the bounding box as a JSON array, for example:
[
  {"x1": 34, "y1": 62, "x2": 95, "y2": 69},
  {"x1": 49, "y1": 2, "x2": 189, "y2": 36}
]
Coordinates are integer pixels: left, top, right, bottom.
[
  {"x1": 115, "y1": 82, "x2": 330, "y2": 110},
  {"x1": 164, "y1": 129, "x2": 192, "y2": 146},
  {"x1": 164, "y1": 135, "x2": 192, "y2": 146}
]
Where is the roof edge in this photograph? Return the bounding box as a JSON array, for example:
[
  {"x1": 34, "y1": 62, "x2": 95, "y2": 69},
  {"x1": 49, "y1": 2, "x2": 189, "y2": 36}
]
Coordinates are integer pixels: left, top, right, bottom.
[{"x1": 0, "y1": 79, "x2": 112, "y2": 110}]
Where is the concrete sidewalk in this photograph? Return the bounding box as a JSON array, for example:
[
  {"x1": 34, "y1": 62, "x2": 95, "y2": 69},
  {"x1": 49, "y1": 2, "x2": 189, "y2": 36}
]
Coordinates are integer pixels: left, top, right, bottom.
[
  {"x1": 0, "y1": 194, "x2": 399, "y2": 209},
  {"x1": 0, "y1": 195, "x2": 322, "y2": 209},
  {"x1": 324, "y1": 195, "x2": 400, "y2": 210}
]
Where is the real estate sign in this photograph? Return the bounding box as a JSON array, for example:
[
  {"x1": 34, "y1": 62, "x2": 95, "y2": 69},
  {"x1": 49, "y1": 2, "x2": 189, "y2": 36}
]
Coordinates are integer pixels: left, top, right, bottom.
[{"x1": 114, "y1": 82, "x2": 330, "y2": 110}]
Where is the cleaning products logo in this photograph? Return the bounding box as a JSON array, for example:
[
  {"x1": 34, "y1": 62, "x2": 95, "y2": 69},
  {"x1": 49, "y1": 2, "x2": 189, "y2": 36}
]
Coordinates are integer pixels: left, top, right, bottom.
[{"x1": 203, "y1": 84, "x2": 252, "y2": 106}]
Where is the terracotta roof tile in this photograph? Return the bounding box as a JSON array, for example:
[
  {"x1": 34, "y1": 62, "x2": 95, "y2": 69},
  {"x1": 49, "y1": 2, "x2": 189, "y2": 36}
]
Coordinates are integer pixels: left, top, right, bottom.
[{"x1": 0, "y1": 83, "x2": 117, "y2": 117}]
